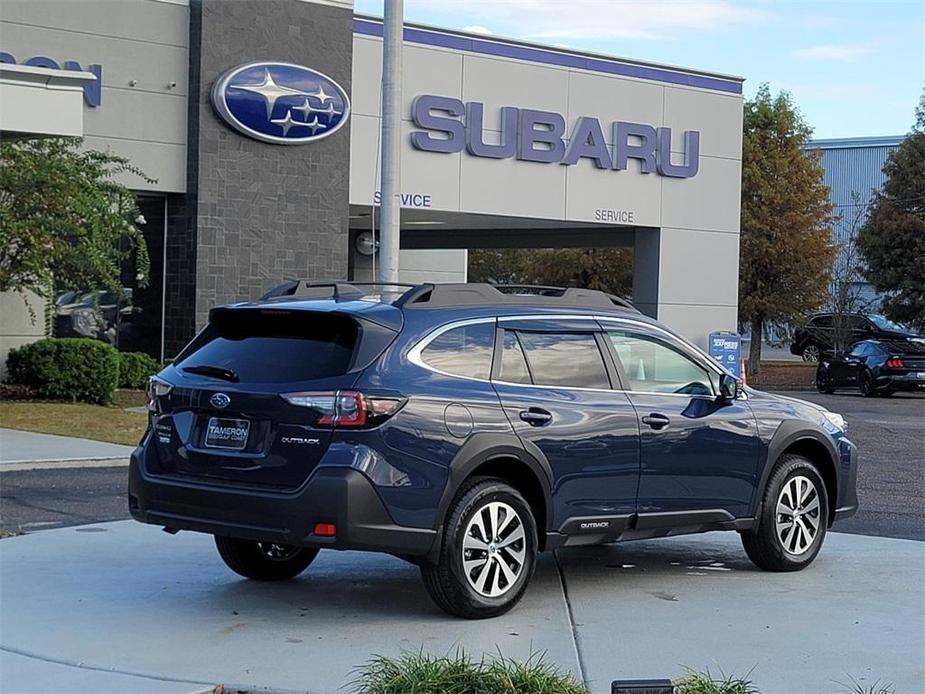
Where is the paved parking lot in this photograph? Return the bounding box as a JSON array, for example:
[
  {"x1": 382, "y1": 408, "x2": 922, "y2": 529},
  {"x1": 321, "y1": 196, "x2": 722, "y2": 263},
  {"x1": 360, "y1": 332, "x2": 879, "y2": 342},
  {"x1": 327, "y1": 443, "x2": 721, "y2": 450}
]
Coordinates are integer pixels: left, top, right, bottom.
[
  {"x1": 783, "y1": 391, "x2": 925, "y2": 540},
  {"x1": 1, "y1": 390, "x2": 922, "y2": 693},
  {"x1": 2, "y1": 391, "x2": 922, "y2": 539}
]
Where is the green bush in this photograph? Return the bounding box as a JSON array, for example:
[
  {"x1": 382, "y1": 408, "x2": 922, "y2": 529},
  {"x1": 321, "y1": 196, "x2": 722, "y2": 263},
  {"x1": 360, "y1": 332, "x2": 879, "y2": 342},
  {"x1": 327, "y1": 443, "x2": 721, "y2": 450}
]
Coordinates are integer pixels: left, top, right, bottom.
[
  {"x1": 674, "y1": 668, "x2": 759, "y2": 694},
  {"x1": 6, "y1": 338, "x2": 119, "y2": 404},
  {"x1": 118, "y1": 351, "x2": 161, "y2": 389},
  {"x1": 351, "y1": 649, "x2": 588, "y2": 694}
]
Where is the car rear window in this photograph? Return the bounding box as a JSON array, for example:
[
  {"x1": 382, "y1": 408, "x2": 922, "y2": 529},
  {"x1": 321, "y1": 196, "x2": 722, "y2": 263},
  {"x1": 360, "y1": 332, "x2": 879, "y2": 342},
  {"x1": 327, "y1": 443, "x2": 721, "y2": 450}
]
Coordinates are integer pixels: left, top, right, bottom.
[{"x1": 176, "y1": 310, "x2": 358, "y2": 383}]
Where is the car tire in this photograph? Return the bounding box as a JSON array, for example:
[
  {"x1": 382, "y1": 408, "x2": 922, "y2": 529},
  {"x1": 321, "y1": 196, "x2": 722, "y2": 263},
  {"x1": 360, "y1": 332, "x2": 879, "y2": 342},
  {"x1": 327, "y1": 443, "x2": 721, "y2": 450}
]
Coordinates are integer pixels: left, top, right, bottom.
[
  {"x1": 214, "y1": 536, "x2": 318, "y2": 581},
  {"x1": 421, "y1": 477, "x2": 538, "y2": 619},
  {"x1": 741, "y1": 454, "x2": 828, "y2": 572},
  {"x1": 802, "y1": 343, "x2": 821, "y2": 362},
  {"x1": 815, "y1": 367, "x2": 835, "y2": 394},
  {"x1": 860, "y1": 371, "x2": 876, "y2": 397}
]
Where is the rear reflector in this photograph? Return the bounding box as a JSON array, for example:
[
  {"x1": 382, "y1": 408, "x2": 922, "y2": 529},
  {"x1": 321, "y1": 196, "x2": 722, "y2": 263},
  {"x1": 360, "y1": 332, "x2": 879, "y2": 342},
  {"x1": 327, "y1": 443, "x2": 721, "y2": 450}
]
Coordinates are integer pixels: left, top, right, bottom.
[{"x1": 313, "y1": 523, "x2": 337, "y2": 537}]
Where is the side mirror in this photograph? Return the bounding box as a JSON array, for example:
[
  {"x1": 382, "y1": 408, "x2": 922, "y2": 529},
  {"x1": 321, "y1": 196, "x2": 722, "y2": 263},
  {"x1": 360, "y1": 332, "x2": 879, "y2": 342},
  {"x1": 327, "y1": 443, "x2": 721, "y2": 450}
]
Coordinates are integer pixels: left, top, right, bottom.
[{"x1": 718, "y1": 373, "x2": 741, "y2": 401}]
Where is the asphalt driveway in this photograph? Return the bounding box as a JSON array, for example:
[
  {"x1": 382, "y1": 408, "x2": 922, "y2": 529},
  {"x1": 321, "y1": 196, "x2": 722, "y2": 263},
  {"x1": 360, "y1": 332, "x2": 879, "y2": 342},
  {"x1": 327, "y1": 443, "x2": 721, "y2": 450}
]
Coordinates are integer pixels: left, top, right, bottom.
[{"x1": 3, "y1": 391, "x2": 922, "y2": 539}]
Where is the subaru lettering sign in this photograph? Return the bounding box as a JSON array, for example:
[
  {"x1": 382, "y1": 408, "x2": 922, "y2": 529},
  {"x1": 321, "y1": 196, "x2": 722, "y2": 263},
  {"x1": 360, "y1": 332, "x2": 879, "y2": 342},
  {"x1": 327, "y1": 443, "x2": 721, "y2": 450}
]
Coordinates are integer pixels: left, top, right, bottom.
[
  {"x1": 410, "y1": 94, "x2": 700, "y2": 178},
  {"x1": 211, "y1": 62, "x2": 350, "y2": 145}
]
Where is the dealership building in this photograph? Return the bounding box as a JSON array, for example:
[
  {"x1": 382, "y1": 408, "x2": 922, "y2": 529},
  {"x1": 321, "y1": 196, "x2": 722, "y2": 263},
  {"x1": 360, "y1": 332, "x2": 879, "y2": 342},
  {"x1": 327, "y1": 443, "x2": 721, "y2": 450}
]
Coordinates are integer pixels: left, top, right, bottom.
[{"x1": 1, "y1": 0, "x2": 745, "y2": 361}]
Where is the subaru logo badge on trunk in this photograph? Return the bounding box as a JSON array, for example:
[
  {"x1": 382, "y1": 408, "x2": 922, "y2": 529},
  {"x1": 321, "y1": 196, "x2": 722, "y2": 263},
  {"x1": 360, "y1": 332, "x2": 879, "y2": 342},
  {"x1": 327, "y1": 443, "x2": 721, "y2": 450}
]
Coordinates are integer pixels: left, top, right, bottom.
[
  {"x1": 211, "y1": 61, "x2": 350, "y2": 145},
  {"x1": 210, "y1": 392, "x2": 231, "y2": 409}
]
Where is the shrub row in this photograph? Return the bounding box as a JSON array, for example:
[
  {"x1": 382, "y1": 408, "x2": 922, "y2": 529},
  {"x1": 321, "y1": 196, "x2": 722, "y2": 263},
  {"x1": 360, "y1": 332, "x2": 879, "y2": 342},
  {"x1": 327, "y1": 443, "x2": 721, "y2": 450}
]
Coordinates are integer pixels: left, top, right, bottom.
[{"x1": 6, "y1": 338, "x2": 161, "y2": 404}]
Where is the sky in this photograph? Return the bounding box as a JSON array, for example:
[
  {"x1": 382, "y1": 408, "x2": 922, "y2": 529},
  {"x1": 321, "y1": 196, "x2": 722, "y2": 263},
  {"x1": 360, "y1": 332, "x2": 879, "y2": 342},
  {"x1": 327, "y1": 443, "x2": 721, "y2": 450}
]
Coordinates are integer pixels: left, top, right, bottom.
[{"x1": 353, "y1": 0, "x2": 924, "y2": 139}]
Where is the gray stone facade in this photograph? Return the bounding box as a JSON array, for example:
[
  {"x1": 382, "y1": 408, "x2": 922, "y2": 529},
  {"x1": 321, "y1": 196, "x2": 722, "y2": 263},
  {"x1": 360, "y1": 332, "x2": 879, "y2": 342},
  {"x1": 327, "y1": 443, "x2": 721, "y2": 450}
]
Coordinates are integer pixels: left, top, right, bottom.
[{"x1": 187, "y1": 0, "x2": 353, "y2": 330}]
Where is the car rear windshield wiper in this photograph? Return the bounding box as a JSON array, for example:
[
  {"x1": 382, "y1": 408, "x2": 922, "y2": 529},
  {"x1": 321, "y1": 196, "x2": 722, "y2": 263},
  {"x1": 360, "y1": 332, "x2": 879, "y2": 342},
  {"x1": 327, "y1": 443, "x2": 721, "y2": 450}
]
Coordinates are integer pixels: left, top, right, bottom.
[{"x1": 181, "y1": 364, "x2": 239, "y2": 382}]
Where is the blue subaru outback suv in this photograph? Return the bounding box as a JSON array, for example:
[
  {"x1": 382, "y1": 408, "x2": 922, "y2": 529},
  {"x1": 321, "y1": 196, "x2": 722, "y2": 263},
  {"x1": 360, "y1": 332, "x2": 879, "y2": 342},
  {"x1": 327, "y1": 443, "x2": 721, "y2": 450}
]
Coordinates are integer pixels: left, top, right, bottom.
[{"x1": 130, "y1": 282, "x2": 858, "y2": 618}]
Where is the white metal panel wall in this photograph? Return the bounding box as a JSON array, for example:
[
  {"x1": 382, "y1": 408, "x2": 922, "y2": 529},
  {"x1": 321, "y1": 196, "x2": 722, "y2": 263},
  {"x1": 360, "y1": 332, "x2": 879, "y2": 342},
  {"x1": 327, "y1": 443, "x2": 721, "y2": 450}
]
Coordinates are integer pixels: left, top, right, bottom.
[
  {"x1": 349, "y1": 27, "x2": 743, "y2": 346},
  {"x1": 0, "y1": 0, "x2": 190, "y2": 192},
  {"x1": 349, "y1": 32, "x2": 743, "y2": 230}
]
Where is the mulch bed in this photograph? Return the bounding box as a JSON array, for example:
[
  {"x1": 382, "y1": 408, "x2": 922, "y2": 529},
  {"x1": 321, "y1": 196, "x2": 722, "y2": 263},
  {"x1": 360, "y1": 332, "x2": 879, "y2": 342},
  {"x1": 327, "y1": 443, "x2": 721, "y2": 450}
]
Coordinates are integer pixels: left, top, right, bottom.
[{"x1": 747, "y1": 361, "x2": 816, "y2": 390}]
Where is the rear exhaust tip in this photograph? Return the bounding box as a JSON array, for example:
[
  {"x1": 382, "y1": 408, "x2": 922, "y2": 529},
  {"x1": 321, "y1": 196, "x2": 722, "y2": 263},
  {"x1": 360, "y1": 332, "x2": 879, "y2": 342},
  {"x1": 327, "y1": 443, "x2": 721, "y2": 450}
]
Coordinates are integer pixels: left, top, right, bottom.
[{"x1": 162, "y1": 526, "x2": 180, "y2": 535}]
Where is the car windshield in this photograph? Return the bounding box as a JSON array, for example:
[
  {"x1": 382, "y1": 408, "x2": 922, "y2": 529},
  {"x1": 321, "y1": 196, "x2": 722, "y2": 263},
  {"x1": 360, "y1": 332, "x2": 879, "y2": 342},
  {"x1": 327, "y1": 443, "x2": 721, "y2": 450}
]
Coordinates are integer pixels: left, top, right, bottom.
[{"x1": 868, "y1": 314, "x2": 906, "y2": 331}]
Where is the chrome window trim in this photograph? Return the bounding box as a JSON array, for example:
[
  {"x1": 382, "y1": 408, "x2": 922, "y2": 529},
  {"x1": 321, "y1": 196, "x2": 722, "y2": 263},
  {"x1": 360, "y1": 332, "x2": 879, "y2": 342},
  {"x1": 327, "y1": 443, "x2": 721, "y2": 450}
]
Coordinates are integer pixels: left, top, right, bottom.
[
  {"x1": 408, "y1": 313, "x2": 744, "y2": 399},
  {"x1": 406, "y1": 317, "x2": 498, "y2": 383},
  {"x1": 491, "y1": 379, "x2": 623, "y2": 394}
]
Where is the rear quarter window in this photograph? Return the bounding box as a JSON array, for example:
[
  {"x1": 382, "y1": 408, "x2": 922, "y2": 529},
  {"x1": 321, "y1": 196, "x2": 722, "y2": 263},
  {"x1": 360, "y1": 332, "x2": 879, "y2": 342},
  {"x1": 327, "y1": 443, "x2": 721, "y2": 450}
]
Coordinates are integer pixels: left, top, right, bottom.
[
  {"x1": 176, "y1": 310, "x2": 357, "y2": 383},
  {"x1": 419, "y1": 322, "x2": 495, "y2": 379}
]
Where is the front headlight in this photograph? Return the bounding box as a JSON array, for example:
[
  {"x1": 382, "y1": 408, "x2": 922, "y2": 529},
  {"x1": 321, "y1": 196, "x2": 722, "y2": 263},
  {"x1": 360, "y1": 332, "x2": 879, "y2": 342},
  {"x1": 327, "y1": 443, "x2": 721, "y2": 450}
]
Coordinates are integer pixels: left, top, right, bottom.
[{"x1": 821, "y1": 410, "x2": 847, "y2": 433}]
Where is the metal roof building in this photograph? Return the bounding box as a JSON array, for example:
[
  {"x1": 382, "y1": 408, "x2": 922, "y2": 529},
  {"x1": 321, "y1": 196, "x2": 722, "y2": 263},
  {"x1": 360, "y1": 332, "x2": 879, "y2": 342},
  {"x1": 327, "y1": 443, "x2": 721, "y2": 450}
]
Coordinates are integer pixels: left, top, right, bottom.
[{"x1": 805, "y1": 135, "x2": 905, "y2": 307}]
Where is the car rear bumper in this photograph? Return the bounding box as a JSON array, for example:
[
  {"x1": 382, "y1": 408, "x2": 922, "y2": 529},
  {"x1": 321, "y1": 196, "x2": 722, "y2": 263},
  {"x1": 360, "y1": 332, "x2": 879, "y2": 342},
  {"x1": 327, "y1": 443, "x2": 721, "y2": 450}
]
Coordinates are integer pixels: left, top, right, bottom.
[
  {"x1": 128, "y1": 443, "x2": 437, "y2": 557},
  {"x1": 875, "y1": 373, "x2": 925, "y2": 391}
]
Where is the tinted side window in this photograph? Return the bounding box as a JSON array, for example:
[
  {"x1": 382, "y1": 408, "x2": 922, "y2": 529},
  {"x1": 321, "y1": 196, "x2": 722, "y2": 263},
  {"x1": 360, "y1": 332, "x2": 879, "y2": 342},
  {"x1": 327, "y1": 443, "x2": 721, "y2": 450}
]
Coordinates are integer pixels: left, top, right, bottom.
[
  {"x1": 608, "y1": 330, "x2": 714, "y2": 395},
  {"x1": 517, "y1": 332, "x2": 610, "y2": 389},
  {"x1": 420, "y1": 322, "x2": 494, "y2": 379},
  {"x1": 499, "y1": 330, "x2": 531, "y2": 384},
  {"x1": 811, "y1": 315, "x2": 832, "y2": 328}
]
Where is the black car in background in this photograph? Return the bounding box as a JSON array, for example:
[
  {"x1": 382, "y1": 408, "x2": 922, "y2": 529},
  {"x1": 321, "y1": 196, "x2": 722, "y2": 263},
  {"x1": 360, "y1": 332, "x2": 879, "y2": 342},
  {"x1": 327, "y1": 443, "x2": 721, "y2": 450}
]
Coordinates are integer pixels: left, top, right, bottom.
[
  {"x1": 816, "y1": 339, "x2": 925, "y2": 397},
  {"x1": 791, "y1": 312, "x2": 923, "y2": 362}
]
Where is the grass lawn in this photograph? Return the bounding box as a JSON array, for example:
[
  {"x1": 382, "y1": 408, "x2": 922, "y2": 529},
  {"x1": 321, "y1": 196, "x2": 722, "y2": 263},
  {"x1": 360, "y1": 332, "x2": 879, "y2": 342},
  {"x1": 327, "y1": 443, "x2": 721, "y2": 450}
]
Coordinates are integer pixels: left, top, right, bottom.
[{"x1": 0, "y1": 390, "x2": 148, "y2": 446}]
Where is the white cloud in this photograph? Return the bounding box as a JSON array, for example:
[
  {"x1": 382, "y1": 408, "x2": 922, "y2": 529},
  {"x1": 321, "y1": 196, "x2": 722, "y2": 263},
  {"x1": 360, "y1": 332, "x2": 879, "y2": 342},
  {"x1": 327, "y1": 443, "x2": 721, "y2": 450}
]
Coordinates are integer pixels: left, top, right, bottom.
[
  {"x1": 462, "y1": 25, "x2": 494, "y2": 35},
  {"x1": 793, "y1": 42, "x2": 875, "y2": 62},
  {"x1": 407, "y1": 0, "x2": 770, "y2": 41}
]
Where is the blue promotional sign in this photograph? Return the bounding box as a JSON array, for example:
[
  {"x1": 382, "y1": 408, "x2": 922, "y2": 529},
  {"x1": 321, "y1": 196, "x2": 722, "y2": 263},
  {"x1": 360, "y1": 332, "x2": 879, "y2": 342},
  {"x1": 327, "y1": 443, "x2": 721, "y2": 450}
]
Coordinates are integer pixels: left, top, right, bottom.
[
  {"x1": 211, "y1": 61, "x2": 350, "y2": 145},
  {"x1": 708, "y1": 331, "x2": 741, "y2": 378}
]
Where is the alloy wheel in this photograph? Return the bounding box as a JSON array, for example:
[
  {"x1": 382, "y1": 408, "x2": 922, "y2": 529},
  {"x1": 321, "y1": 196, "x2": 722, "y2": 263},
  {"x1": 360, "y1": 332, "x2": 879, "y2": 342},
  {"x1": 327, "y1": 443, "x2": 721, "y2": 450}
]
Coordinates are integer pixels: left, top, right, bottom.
[
  {"x1": 462, "y1": 501, "x2": 526, "y2": 598},
  {"x1": 775, "y1": 475, "x2": 821, "y2": 555},
  {"x1": 803, "y1": 344, "x2": 821, "y2": 362}
]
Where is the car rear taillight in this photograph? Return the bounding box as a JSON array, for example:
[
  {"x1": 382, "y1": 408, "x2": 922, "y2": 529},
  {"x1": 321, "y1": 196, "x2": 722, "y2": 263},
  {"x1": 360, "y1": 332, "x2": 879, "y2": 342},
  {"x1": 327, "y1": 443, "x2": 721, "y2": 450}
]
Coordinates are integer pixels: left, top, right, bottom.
[
  {"x1": 885, "y1": 358, "x2": 904, "y2": 368},
  {"x1": 146, "y1": 376, "x2": 173, "y2": 412},
  {"x1": 281, "y1": 390, "x2": 404, "y2": 427}
]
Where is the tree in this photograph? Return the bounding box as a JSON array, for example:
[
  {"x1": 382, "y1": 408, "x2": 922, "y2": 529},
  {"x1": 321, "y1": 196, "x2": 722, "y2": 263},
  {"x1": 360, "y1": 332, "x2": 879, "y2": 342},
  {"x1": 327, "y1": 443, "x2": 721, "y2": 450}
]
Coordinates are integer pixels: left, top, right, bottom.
[
  {"x1": 0, "y1": 137, "x2": 153, "y2": 310},
  {"x1": 828, "y1": 192, "x2": 876, "y2": 353},
  {"x1": 856, "y1": 94, "x2": 925, "y2": 331},
  {"x1": 739, "y1": 85, "x2": 835, "y2": 375},
  {"x1": 468, "y1": 248, "x2": 633, "y2": 297}
]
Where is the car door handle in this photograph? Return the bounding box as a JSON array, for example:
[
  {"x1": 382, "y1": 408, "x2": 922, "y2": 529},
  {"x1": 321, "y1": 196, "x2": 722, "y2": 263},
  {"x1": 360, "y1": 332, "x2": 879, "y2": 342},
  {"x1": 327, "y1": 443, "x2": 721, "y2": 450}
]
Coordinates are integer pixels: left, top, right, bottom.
[
  {"x1": 642, "y1": 413, "x2": 671, "y2": 430},
  {"x1": 520, "y1": 408, "x2": 552, "y2": 426}
]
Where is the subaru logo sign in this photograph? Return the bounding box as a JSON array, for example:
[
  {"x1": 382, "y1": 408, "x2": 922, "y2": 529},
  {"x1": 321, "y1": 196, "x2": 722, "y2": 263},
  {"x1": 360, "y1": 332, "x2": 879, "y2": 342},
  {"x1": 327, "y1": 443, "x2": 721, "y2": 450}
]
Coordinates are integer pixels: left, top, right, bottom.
[
  {"x1": 210, "y1": 392, "x2": 231, "y2": 409},
  {"x1": 211, "y1": 61, "x2": 350, "y2": 145}
]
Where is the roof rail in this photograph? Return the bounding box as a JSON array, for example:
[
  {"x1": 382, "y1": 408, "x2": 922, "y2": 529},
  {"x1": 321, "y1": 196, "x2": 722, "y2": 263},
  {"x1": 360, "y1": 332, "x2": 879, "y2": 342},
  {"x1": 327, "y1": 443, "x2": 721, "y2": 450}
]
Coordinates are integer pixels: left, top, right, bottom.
[
  {"x1": 396, "y1": 283, "x2": 638, "y2": 312},
  {"x1": 259, "y1": 280, "x2": 638, "y2": 312},
  {"x1": 260, "y1": 280, "x2": 368, "y2": 302}
]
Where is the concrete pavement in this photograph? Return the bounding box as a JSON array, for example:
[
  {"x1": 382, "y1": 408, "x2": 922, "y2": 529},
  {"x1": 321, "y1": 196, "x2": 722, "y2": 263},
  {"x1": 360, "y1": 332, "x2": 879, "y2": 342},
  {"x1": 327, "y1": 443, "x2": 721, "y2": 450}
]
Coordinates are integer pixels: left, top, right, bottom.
[
  {"x1": 0, "y1": 429, "x2": 134, "y2": 467},
  {"x1": 1, "y1": 522, "x2": 921, "y2": 694}
]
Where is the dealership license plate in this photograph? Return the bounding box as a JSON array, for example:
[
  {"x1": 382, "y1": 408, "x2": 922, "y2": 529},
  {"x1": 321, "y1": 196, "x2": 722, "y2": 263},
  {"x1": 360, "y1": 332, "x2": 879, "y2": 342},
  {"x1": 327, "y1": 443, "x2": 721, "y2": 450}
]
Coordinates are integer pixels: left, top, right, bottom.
[
  {"x1": 916, "y1": 372, "x2": 925, "y2": 380},
  {"x1": 205, "y1": 417, "x2": 250, "y2": 450}
]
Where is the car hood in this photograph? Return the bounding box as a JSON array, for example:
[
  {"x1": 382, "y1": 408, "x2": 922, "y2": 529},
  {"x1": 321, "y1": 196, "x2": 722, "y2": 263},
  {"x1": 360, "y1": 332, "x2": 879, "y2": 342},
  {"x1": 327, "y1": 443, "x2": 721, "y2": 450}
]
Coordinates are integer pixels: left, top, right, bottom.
[{"x1": 744, "y1": 387, "x2": 831, "y2": 415}]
